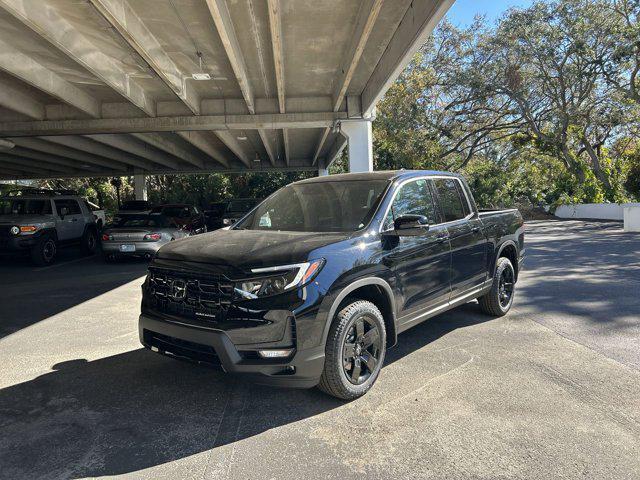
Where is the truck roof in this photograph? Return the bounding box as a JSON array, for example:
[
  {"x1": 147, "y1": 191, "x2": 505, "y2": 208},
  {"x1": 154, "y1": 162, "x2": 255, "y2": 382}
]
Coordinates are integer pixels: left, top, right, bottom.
[{"x1": 294, "y1": 170, "x2": 458, "y2": 184}]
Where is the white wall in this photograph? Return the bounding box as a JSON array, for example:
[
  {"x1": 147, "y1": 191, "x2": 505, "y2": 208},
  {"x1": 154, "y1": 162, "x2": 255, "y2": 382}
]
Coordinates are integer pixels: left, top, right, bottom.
[{"x1": 555, "y1": 203, "x2": 624, "y2": 221}]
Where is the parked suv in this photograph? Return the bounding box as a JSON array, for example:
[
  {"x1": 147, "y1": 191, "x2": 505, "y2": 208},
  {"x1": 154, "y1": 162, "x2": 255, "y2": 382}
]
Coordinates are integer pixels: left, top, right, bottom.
[
  {"x1": 139, "y1": 171, "x2": 524, "y2": 399},
  {"x1": 0, "y1": 189, "x2": 98, "y2": 265}
]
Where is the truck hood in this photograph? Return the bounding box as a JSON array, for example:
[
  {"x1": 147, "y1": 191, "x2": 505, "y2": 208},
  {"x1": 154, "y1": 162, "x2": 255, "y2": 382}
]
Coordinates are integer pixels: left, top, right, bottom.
[
  {"x1": 0, "y1": 214, "x2": 53, "y2": 226},
  {"x1": 155, "y1": 229, "x2": 351, "y2": 270}
]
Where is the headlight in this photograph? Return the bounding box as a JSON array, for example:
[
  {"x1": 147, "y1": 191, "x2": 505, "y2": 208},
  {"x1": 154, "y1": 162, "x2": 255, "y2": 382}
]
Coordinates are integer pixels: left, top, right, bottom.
[
  {"x1": 10, "y1": 225, "x2": 20, "y2": 235},
  {"x1": 11, "y1": 225, "x2": 38, "y2": 235},
  {"x1": 234, "y1": 259, "x2": 324, "y2": 299},
  {"x1": 222, "y1": 218, "x2": 231, "y2": 225}
]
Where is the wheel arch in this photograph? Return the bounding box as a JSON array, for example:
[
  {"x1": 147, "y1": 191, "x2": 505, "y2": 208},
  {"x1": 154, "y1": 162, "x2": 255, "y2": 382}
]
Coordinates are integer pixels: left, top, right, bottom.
[
  {"x1": 496, "y1": 240, "x2": 519, "y2": 279},
  {"x1": 321, "y1": 277, "x2": 397, "y2": 348}
]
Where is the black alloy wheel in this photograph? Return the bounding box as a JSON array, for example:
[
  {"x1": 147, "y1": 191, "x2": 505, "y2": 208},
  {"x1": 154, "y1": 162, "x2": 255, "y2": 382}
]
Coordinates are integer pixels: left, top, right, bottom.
[
  {"x1": 342, "y1": 316, "x2": 383, "y2": 385},
  {"x1": 318, "y1": 299, "x2": 386, "y2": 400},
  {"x1": 498, "y1": 263, "x2": 515, "y2": 309}
]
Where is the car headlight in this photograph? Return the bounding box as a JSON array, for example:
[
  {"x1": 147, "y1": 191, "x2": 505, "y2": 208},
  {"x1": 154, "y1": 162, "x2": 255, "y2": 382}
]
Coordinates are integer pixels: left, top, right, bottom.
[
  {"x1": 234, "y1": 259, "x2": 324, "y2": 299},
  {"x1": 11, "y1": 225, "x2": 38, "y2": 235},
  {"x1": 222, "y1": 218, "x2": 231, "y2": 225},
  {"x1": 10, "y1": 225, "x2": 20, "y2": 235}
]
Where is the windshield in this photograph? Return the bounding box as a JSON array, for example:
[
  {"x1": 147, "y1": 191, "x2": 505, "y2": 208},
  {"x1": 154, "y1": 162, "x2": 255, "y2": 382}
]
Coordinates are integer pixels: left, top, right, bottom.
[
  {"x1": 111, "y1": 214, "x2": 172, "y2": 228},
  {"x1": 235, "y1": 180, "x2": 389, "y2": 232},
  {"x1": 0, "y1": 198, "x2": 51, "y2": 215},
  {"x1": 120, "y1": 201, "x2": 150, "y2": 210},
  {"x1": 226, "y1": 199, "x2": 257, "y2": 213},
  {"x1": 154, "y1": 206, "x2": 189, "y2": 218}
]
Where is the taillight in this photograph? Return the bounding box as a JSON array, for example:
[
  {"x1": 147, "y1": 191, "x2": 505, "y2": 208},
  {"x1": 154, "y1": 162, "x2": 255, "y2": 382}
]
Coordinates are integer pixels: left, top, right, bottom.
[
  {"x1": 143, "y1": 233, "x2": 162, "y2": 241},
  {"x1": 101, "y1": 233, "x2": 111, "y2": 241}
]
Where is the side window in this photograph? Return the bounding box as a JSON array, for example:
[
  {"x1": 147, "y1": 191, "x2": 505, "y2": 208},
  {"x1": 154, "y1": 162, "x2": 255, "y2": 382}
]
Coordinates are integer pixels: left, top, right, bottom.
[
  {"x1": 433, "y1": 179, "x2": 468, "y2": 222},
  {"x1": 54, "y1": 199, "x2": 67, "y2": 216},
  {"x1": 383, "y1": 179, "x2": 437, "y2": 230},
  {"x1": 67, "y1": 200, "x2": 81, "y2": 215}
]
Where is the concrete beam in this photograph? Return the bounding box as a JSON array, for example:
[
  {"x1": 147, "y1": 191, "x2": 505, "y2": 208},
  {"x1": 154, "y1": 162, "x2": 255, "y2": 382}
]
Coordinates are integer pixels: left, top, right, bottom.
[
  {"x1": 324, "y1": 134, "x2": 348, "y2": 167},
  {"x1": 86, "y1": 134, "x2": 180, "y2": 170},
  {"x1": 9, "y1": 138, "x2": 127, "y2": 171},
  {"x1": 0, "y1": 112, "x2": 347, "y2": 136},
  {"x1": 258, "y1": 130, "x2": 277, "y2": 166},
  {"x1": 132, "y1": 133, "x2": 205, "y2": 169},
  {"x1": 312, "y1": 128, "x2": 331, "y2": 165},
  {"x1": 332, "y1": 0, "x2": 384, "y2": 112},
  {"x1": 39, "y1": 136, "x2": 154, "y2": 171},
  {"x1": 267, "y1": 0, "x2": 285, "y2": 114},
  {"x1": 282, "y1": 129, "x2": 290, "y2": 166},
  {"x1": 8, "y1": 146, "x2": 105, "y2": 172},
  {"x1": 0, "y1": 138, "x2": 14, "y2": 150},
  {"x1": 0, "y1": 154, "x2": 70, "y2": 174},
  {"x1": 0, "y1": 78, "x2": 46, "y2": 120},
  {"x1": 214, "y1": 131, "x2": 251, "y2": 168},
  {"x1": 176, "y1": 131, "x2": 230, "y2": 168},
  {"x1": 0, "y1": 0, "x2": 154, "y2": 117},
  {"x1": 361, "y1": 0, "x2": 454, "y2": 115},
  {"x1": 0, "y1": 157, "x2": 60, "y2": 176},
  {"x1": 0, "y1": 38, "x2": 100, "y2": 118},
  {"x1": 206, "y1": 0, "x2": 256, "y2": 114},
  {"x1": 89, "y1": 0, "x2": 199, "y2": 115}
]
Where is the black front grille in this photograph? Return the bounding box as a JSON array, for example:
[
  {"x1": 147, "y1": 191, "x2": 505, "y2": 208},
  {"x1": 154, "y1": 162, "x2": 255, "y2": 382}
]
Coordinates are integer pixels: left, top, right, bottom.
[
  {"x1": 146, "y1": 267, "x2": 234, "y2": 322},
  {"x1": 144, "y1": 330, "x2": 221, "y2": 366},
  {"x1": 0, "y1": 225, "x2": 11, "y2": 239}
]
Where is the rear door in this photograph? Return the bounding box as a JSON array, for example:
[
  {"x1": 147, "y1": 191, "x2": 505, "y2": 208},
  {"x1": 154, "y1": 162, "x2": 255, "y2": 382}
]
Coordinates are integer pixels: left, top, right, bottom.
[
  {"x1": 381, "y1": 178, "x2": 451, "y2": 320},
  {"x1": 431, "y1": 178, "x2": 487, "y2": 297}
]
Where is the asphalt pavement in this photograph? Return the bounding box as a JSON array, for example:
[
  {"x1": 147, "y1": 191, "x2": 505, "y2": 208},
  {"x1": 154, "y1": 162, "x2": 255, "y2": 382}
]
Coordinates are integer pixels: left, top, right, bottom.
[{"x1": 0, "y1": 220, "x2": 638, "y2": 480}]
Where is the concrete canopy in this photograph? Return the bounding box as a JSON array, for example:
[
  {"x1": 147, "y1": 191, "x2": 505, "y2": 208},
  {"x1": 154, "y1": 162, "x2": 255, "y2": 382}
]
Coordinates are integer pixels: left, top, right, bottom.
[{"x1": 0, "y1": 0, "x2": 453, "y2": 181}]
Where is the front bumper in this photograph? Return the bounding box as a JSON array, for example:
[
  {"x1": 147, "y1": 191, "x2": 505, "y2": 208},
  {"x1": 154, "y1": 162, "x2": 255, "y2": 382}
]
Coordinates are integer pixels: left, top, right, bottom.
[
  {"x1": 0, "y1": 233, "x2": 39, "y2": 253},
  {"x1": 139, "y1": 314, "x2": 325, "y2": 388}
]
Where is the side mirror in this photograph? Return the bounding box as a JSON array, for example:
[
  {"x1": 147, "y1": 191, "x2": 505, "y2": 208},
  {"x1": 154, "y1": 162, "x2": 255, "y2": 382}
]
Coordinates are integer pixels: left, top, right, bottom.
[
  {"x1": 391, "y1": 214, "x2": 430, "y2": 236},
  {"x1": 59, "y1": 206, "x2": 69, "y2": 219}
]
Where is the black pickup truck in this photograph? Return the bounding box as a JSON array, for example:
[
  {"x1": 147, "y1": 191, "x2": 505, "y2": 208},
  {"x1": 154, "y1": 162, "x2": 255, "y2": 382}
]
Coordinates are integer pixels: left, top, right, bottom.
[{"x1": 140, "y1": 171, "x2": 524, "y2": 399}]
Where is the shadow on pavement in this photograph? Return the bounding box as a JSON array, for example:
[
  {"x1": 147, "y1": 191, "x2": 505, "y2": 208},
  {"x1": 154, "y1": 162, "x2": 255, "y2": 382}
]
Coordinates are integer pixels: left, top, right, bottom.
[
  {"x1": 0, "y1": 252, "x2": 149, "y2": 339},
  {"x1": 0, "y1": 303, "x2": 491, "y2": 479}
]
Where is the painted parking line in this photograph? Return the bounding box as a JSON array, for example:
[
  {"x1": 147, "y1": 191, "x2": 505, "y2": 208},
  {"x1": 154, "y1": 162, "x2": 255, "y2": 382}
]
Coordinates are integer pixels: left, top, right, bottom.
[{"x1": 33, "y1": 254, "x2": 97, "y2": 272}]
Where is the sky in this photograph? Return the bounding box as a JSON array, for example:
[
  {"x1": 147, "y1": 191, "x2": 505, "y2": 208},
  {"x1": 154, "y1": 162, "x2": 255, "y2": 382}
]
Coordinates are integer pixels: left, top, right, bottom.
[{"x1": 445, "y1": 0, "x2": 535, "y2": 27}]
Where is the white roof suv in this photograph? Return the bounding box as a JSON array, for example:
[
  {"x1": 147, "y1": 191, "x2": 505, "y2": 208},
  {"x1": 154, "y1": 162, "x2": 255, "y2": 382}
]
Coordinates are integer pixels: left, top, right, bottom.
[{"x1": 0, "y1": 189, "x2": 98, "y2": 266}]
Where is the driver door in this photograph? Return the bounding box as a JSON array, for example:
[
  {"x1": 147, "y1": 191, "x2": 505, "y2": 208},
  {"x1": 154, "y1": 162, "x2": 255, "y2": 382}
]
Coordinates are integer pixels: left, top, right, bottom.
[{"x1": 381, "y1": 178, "x2": 451, "y2": 321}]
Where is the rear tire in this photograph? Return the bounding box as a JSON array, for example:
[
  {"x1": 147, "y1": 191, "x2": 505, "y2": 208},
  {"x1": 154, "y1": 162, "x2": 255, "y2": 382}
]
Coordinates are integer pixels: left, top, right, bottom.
[
  {"x1": 318, "y1": 300, "x2": 386, "y2": 400},
  {"x1": 30, "y1": 236, "x2": 57, "y2": 266},
  {"x1": 478, "y1": 257, "x2": 515, "y2": 316},
  {"x1": 81, "y1": 228, "x2": 98, "y2": 255}
]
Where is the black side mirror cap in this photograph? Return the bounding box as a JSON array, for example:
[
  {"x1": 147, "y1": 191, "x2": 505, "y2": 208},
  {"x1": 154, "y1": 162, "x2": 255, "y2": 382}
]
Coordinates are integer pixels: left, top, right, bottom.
[{"x1": 388, "y1": 214, "x2": 430, "y2": 236}]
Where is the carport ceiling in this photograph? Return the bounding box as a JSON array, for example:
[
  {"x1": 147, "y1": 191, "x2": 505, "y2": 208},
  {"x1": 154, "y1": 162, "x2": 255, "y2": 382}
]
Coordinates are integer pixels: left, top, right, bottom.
[{"x1": 0, "y1": 0, "x2": 453, "y2": 180}]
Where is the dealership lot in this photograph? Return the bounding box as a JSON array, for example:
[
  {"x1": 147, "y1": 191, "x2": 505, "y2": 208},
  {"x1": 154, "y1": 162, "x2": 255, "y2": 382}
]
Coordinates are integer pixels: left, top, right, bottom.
[{"x1": 0, "y1": 220, "x2": 638, "y2": 480}]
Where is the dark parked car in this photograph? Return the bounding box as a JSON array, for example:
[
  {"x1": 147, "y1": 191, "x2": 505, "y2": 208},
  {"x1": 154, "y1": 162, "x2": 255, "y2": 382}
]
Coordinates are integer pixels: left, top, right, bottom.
[
  {"x1": 139, "y1": 171, "x2": 524, "y2": 399},
  {"x1": 150, "y1": 204, "x2": 207, "y2": 234},
  {"x1": 220, "y1": 198, "x2": 260, "y2": 227},
  {"x1": 118, "y1": 200, "x2": 154, "y2": 214},
  {"x1": 204, "y1": 201, "x2": 228, "y2": 230}
]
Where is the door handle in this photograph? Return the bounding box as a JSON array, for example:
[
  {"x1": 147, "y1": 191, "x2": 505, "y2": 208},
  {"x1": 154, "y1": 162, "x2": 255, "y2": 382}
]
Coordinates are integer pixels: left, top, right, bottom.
[
  {"x1": 71, "y1": 218, "x2": 78, "y2": 222},
  {"x1": 471, "y1": 226, "x2": 480, "y2": 233},
  {"x1": 435, "y1": 234, "x2": 449, "y2": 244}
]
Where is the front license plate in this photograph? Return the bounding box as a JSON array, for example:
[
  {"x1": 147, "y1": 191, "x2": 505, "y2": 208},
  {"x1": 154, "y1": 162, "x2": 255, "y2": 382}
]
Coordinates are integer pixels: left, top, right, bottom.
[{"x1": 120, "y1": 244, "x2": 136, "y2": 252}]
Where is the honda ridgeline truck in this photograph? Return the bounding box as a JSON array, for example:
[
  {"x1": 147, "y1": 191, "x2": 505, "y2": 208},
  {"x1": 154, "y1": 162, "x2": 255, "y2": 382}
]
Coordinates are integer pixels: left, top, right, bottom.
[{"x1": 139, "y1": 171, "x2": 525, "y2": 399}]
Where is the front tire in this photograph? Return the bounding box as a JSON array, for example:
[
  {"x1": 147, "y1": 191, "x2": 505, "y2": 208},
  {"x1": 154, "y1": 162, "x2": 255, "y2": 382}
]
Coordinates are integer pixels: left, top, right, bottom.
[
  {"x1": 318, "y1": 300, "x2": 386, "y2": 400},
  {"x1": 30, "y1": 236, "x2": 57, "y2": 266},
  {"x1": 478, "y1": 257, "x2": 516, "y2": 316}
]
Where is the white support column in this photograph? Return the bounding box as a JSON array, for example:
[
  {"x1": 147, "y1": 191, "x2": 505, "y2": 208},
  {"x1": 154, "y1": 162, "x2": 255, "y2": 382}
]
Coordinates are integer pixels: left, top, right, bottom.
[
  {"x1": 340, "y1": 120, "x2": 373, "y2": 172},
  {"x1": 134, "y1": 173, "x2": 147, "y2": 201},
  {"x1": 318, "y1": 167, "x2": 329, "y2": 177}
]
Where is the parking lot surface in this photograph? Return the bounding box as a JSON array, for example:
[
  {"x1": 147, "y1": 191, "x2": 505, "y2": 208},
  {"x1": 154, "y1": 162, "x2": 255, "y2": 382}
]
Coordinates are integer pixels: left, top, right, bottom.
[{"x1": 1, "y1": 220, "x2": 639, "y2": 480}]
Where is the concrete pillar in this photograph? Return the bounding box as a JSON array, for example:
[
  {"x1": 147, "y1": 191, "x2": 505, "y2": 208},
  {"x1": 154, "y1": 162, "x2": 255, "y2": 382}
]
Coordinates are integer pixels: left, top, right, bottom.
[
  {"x1": 341, "y1": 120, "x2": 373, "y2": 173},
  {"x1": 134, "y1": 173, "x2": 147, "y2": 200},
  {"x1": 318, "y1": 167, "x2": 329, "y2": 176}
]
